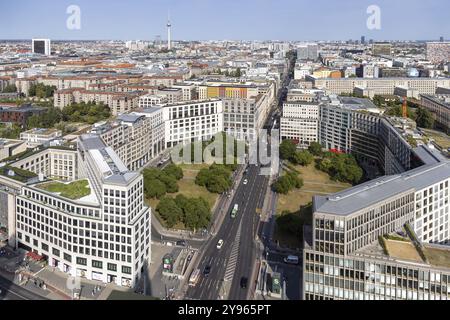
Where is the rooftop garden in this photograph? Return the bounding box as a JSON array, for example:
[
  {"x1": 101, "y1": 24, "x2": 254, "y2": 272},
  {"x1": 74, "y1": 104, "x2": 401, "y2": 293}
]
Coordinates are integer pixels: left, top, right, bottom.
[
  {"x1": 0, "y1": 165, "x2": 37, "y2": 182},
  {"x1": 37, "y1": 179, "x2": 91, "y2": 200}
]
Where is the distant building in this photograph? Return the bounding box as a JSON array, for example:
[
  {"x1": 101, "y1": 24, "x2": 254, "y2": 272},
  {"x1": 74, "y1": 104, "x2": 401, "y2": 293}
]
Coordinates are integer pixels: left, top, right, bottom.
[
  {"x1": 372, "y1": 42, "x2": 392, "y2": 56},
  {"x1": 0, "y1": 104, "x2": 46, "y2": 126},
  {"x1": 20, "y1": 128, "x2": 62, "y2": 148},
  {"x1": 297, "y1": 44, "x2": 319, "y2": 61},
  {"x1": 426, "y1": 42, "x2": 450, "y2": 64},
  {"x1": 361, "y1": 36, "x2": 366, "y2": 45},
  {"x1": 32, "y1": 39, "x2": 51, "y2": 56},
  {"x1": 420, "y1": 94, "x2": 450, "y2": 134}
]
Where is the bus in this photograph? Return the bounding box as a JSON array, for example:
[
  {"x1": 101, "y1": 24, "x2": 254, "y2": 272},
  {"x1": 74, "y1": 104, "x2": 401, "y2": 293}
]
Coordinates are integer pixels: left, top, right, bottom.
[
  {"x1": 231, "y1": 204, "x2": 239, "y2": 218},
  {"x1": 188, "y1": 268, "x2": 201, "y2": 287}
]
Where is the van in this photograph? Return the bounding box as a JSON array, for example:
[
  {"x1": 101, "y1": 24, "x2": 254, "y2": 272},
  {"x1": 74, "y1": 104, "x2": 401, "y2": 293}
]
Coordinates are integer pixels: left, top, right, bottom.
[{"x1": 283, "y1": 255, "x2": 299, "y2": 265}]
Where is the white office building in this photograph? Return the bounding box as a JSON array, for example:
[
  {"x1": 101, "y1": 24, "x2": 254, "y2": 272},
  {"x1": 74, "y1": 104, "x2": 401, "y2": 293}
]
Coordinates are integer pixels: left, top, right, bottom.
[
  {"x1": 162, "y1": 100, "x2": 223, "y2": 148},
  {"x1": 15, "y1": 135, "x2": 151, "y2": 288},
  {"x1": 280, "y1": 101, "x2": 319, "y2": 148}
]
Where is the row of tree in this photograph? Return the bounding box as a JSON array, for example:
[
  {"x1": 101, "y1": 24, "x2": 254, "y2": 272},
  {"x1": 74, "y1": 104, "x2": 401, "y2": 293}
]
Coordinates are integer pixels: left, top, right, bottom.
[
  {"x1": 272, "y1": 171, "x2": 304, "y2": 195},
  {"x1": 317, "y1": 152, "x2": 363, "y2": 184},
  {"x1": 143, "y1": 164, "x2": 183, "y2": 199},
  {"x1": 26, "y1": 102, "x2": 111, "y2": 129},
  {"x1": 29, "y1": 83, "x2": 57, "y2": 98},
  {"x1": 156, "y1": 195, "x2": 210, "y2": 231},
  {"x1": 279, "y1": 140, "x2": 316, "y2": 166}
]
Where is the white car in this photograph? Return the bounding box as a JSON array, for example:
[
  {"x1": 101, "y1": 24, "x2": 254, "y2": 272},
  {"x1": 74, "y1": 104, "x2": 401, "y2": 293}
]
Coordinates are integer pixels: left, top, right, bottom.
[
  {"x1": 243, "y1": 179, "x2": 248, "y2": 185},
  {"x1": 216, "y1": 239, "x2": 224, "y2": 250}
]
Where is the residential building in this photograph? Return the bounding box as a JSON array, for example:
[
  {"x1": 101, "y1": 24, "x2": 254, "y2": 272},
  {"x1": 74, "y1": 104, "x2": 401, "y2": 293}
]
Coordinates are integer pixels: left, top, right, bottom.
[
  {"x1": 20, "y1": 128, "x2": 62, "y2": 148},
  {"x1": 420, "y1": 94, "x2": 450, "y2": 133},
  {"x1": 426, "y1": 42, "x2": 450, "y2": 64}
]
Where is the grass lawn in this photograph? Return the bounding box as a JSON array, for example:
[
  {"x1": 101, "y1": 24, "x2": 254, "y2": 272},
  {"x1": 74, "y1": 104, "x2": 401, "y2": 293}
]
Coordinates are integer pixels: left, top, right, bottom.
[
  {"x1": 276, "y1": 163, "x2": 350, "y2": 214},
  {"x1": 38, "y1": 179, "x2": 90, "y2": 200},
  {"x1": 424, "y1": 246, "x2": 450, "y2": 268},
  {"x1": 274, "y1": 163, "x2": 351, "y2": 249},
  {"x1": 421, "y1": 128, "x2": 450, "y2": 150},
  {"x1": 384, "y1": 240, "x2": 423, "y2": 263},
  {"x1": 146, "y1": 165, "x2": 219, "y2": 230}
]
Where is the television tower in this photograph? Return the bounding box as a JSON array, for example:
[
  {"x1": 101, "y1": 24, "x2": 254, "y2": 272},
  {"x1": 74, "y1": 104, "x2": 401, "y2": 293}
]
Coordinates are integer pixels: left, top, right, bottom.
[{"x1": 167, "y1": 12, "x2": 172, "y2": 50}]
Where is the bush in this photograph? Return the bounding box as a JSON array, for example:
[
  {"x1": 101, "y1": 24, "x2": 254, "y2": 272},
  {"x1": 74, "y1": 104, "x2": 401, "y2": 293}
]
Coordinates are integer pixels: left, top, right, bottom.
[
  {"x1": 156, "y1": 195, "x2": 211, "y2": 231},
  {"x1": 308, "y1": 142, "x2": 323, "y2": 156},
  {"x1": 195, "y1": 164, "x2": 233, "y2": 194},
  {"x1": 292, "y1": 150, "x2": 314, "y2": 166},
  {"x1": 156, "y1": 197, "x2": 183, "y2": 228},
  {"x1": 143, "y1": 165, "x2": 183, "y2": 199},
  {"x1": 272, "y1": 172, "x2": 303, "y2": 194}
]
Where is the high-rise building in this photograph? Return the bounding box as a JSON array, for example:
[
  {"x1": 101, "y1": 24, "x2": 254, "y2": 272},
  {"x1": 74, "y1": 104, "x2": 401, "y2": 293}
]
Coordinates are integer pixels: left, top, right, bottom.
[
  {"x1": 426, "y1": 42, "x2": 450, "y2": 64},
  {"x1": 361, "y1": 36, "x2": 366, "y2": 45},
  {"x1": 32, "y1": 39, "x2": 51, "y2": 56},
  {"x1": 297, "y1": 44, "x2": 318, "y2": 61},
  {"x1": 14, "y1": 135, "x2": 151, "y2": 288},
  {"x1": 440, "y1": 36, "x2": 445, "y2": 42}
]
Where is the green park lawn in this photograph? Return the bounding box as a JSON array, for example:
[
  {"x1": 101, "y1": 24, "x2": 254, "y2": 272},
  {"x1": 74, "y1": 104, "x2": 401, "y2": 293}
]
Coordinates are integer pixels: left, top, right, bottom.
[
  {"x1": 146, "y1": 165, "x2": 219, "y2": 230},
  {"x1": 274, "y1": 163, "x2": 351, "y2": 249},
  {"x1": 38, "y1": 179, "x2": 91, "y2": 200}
]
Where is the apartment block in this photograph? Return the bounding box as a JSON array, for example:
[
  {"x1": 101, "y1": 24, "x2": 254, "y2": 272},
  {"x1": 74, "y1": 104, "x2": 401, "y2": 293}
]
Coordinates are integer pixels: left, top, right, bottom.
[{"x1": 420, "y1": 94, "x2": 450, "y2": 134}]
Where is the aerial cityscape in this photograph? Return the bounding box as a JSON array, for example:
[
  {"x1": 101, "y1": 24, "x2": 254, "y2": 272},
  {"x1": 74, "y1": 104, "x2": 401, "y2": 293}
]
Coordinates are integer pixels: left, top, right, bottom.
[{"x1": 0, "y1": 0, "x2": 450, "y2": 307}]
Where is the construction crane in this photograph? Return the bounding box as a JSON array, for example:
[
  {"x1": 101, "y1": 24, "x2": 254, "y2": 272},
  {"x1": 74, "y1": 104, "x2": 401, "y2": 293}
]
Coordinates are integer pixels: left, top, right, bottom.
[{"x1": 402, "y1": 96, "x2": 408, "y2": 118}]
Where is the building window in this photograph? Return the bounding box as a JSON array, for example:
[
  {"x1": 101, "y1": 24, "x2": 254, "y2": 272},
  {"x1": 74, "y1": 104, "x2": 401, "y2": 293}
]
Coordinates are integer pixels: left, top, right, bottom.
[
  {"x1": 76, "y1": 257, "x2": 87, "y2": 266},
  {"x1": 122, "y1": 266, "x2": 132, "y2": 275},
  {"x1": 107, "y1": 263, "x2": 117, "y2": 272},
  {"x1": 92, "y1": 260, "x2": 103, "y2": 269}
]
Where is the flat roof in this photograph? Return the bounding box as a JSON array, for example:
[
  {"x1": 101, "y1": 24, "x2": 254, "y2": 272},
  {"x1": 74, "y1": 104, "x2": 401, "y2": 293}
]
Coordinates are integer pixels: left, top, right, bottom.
[{"x1": 314, "y1": 160, "x2": 450, "y2": 216}]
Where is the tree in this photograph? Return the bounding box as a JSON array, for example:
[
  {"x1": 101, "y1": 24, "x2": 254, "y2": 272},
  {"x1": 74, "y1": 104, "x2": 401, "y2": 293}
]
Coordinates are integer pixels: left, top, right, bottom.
[
  {"x1": 415, "y1": 107, "x2": 435, "y2": 129},
  {"x1": 156, "y1": 197, "x2": 183, "y2": 228},
  {"x1": 144, "y1": 179, "x2": 167, "y2": 199},
  {"x1": 235, "y1": 68, "x2": 242, "y2": 77},
  {"x1": 279, "y1": 139, "x2": 297, "y2": 160},
  {"x1": 272, "y1": 172, "x2": 303, "y2": 194},
  {"x1": 162, "y1": 164, "x2": 183, "y2": 180},
  {"x1": 2, "y1": 84, "x2": 17, "y2": 93},
  {"x1": 308, "y1": 142, "x2": 323, "y2": 156},
  {"x1": 292, "y1": 150, "x2": 314, "y2": 166},
  {"x1": 28, "y1": 83, "x2": 56, "y2": 98}
]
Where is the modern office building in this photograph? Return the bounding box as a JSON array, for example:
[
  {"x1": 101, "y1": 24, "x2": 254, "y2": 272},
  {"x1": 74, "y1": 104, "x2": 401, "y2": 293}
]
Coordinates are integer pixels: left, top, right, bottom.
[
  {"x1": 280, "y1": 101, "x2": 319, "y2": 148},
  {"x1": 420, "y1": 94, "x2": 450, "y2": 133},
  {"x1": 161, "y1": 100, "x2": 223, "y2": 148},
  {"x1": 15, "y1": 135, "x2": 151, "y2": 288},
  {"x1": 297, "y1": 44, "x2": 319, "y2": 61},
  {"x1": 223, "y1": 94, "x2": 270, "y2": 141},
  {"x1": 311, "y1": 78, "x2": 450, "y2": 96},
  {"x1": 303, "y1": 153, "x2": 450, "y2": 300},
  {"x1": 139, "y1": 94, "x2": 169, "y2": 108},
  {"x1": 32, "y1": 39, "x2": 51, "y2": 56}
]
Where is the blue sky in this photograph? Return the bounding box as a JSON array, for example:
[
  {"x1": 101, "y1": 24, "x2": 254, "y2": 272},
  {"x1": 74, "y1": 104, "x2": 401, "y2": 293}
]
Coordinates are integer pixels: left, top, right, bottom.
[{"x1": 0, "y1": 0, "x2": 448, "y2": 41}]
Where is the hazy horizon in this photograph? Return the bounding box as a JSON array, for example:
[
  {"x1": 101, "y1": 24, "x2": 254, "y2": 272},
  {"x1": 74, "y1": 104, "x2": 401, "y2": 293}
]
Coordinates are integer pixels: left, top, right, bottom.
[{"x1": 0, "y1": 0, "x2": 448, "y2": 41}]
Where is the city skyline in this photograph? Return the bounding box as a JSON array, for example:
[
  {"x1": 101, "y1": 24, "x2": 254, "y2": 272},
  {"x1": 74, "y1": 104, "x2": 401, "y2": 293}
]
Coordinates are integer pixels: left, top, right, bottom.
[{"x1": 0, "y1": 0, "x2": 449, "y2": 41}]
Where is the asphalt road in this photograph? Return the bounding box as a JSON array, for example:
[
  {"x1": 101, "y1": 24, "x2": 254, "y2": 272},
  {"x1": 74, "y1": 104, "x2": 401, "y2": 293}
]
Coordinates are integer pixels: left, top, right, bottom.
[
  {"x1": 185, "y1": 164, "x2": 267, "y2": 300},
  {"x1": 0, "y1": 275, "x2": 48, "y2": 300}
]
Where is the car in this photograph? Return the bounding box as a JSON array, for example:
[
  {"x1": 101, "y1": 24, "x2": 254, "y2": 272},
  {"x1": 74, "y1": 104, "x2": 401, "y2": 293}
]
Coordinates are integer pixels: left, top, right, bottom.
[
  {"x1": 216, "y1": 239, "x2": 224, "y2": 250},
  {"x1": 240, "y1": 277, "x2": 248, "y2": 289},
  {"x1": 243, "y1": 179, "x2": 248, "y2": 185},
  {"x1": 176, "y1": 240, "x2": 187, "y2": 247},
  {"x1": 203, "y1": 265, "x2": 211, "y2": 277}
]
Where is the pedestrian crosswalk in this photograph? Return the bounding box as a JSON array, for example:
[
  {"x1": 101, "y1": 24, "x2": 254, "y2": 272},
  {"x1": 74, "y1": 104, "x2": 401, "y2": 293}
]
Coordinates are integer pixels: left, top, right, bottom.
[{"x1": 224, "y1": 222, "x2": 242, "y2": 281}]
